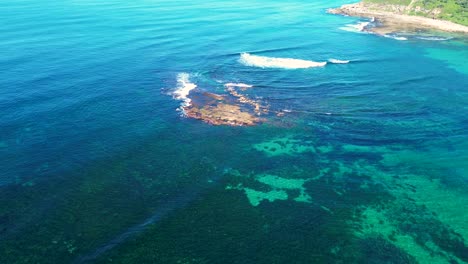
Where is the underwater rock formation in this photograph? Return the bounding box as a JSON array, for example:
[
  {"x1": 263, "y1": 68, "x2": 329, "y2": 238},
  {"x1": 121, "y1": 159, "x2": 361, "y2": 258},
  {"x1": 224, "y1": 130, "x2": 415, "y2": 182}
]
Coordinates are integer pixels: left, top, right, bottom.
[
  {"x1": 359, "y1": 236, "x2": 417, "y2": 264},
  {"x1": 253, "y1": 136, "x2": 316, "y2": 156},
  {"x1": 226, "y1": 173, "x2": 312, "y2": 206}
]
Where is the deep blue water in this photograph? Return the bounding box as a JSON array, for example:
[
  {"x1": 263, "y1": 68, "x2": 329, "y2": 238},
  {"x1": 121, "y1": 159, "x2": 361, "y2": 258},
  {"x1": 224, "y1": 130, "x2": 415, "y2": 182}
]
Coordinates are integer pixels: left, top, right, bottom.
[{"x1": 1, "y1": 0, "x2": 467, "y2": 263}]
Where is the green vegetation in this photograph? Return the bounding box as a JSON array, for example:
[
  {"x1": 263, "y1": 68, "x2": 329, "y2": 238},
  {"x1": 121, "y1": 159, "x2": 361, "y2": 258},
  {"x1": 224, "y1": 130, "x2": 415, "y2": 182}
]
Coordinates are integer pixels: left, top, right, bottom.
[
  {"x1": 365, "y1": 0, "x2": 412, "y2": 5},
  {"x1": 364, "y1": 0, "x2": 468, "y2": 26}
]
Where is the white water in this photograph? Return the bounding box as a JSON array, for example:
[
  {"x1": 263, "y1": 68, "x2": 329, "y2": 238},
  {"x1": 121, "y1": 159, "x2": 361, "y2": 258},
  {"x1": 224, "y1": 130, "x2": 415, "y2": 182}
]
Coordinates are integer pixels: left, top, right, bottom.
[
  {"x1": 224, "y1": 83, "x2": 253, "y2": 88},
  {"x1": 239, "y1": 53, "x2": 326, "y2": 69},
  {"x1": 416, "y1": 36, "x2": 452, "y2": 41},
  {"x1": 339, "y1": 21, "x2": 370, "y2": 33},
  {"x1": 383, "y1": 35, "x2": 408, "y2": 41},
  {"x1": 173, "y1": 73, "x2": 197, "y2": 107},
  {"x1": 328, "y1": 58, "x2": 350, "y2": 64}
]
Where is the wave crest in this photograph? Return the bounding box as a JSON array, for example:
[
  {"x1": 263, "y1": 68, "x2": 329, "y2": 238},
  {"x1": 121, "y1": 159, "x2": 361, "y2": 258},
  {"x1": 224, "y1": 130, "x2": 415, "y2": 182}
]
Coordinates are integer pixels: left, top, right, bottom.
[
  {"x1": 416, "y1": 36, "x2": 452, "y2": 41},
  {"x1": 328, "y1": 58, "x2": 350, "y2": 64},
  {"x1": 224, "y1": 83, "x2": 253, "y2": 88},
  {"x1": 383, "y1": 34, "x2": 408, "y2": 41},
  {"x1": 239, "y1": 53, "x2": 326, "y2": 69},
  {"x1": 339, "y1": 21, "x2": 370, "y2": 33},
  {"x1": 173, "y1": 73, "x2": 197, "y2": 107}
]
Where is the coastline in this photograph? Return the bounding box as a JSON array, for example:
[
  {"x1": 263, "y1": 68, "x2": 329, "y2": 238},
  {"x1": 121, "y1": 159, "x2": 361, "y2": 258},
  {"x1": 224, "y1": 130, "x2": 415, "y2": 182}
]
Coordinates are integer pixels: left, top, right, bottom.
[{"x1": 328, "y1": 2, "x2": 468, "y2": 35}]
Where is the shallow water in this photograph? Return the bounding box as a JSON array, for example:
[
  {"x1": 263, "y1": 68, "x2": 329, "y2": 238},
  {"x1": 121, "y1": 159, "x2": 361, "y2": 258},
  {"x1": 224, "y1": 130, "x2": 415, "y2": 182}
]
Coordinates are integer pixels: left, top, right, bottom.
[{"x1": 0, "y1": 0, "x2": 467, "y2": 263}]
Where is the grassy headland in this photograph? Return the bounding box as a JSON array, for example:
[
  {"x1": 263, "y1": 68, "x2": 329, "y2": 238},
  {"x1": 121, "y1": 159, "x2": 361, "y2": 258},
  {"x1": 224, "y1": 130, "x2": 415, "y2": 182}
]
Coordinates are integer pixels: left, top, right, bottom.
[
  {"x1": 364, "y1": 0, "x2": 467, "y2": 26},
  {"x1": 328, "y1": 0, "x2": 468, "y2": 34}
]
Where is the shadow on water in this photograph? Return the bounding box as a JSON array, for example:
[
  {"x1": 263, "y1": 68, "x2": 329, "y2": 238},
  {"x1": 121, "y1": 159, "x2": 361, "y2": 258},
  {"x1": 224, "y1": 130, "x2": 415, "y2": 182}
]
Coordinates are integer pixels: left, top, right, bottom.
[
  {"x1": 0, "y1": 122, "x2": 235, "y2": 263},
  {"x1": 73, "y1": 167, "x2": 227, "y2": 263}
]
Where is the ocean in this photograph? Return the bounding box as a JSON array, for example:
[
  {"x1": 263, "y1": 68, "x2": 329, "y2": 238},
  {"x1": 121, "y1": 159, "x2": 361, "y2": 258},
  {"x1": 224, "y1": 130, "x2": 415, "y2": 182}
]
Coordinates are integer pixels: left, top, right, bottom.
[{"x1": 0, "y1": 0, "x2": 467, "y2": 263}]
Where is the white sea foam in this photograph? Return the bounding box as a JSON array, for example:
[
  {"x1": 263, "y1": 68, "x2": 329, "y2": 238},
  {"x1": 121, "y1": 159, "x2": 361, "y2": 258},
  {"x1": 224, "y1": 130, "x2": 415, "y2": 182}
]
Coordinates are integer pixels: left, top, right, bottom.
[
  {"x1": 239, "y1": 53, "x2": 326, "y2": 69},
  {"x1": 224, "y1": 83, "x2": 253, "y2": 88},
  {"x1": 340, "y1": 21, "x2": 370, "y2": 33},
  {"x1": 173, "y1": 73, "x2": 196, "y2": 107},
  {"x1": 328, "y1": 58, "x2": 350, "y2": 64},
  {"x1": 416, "y1": 36, "x2": 452, "y2": 41},
  {"x1": 383, "y1": 34, "x2": 408, "y2": 41}
]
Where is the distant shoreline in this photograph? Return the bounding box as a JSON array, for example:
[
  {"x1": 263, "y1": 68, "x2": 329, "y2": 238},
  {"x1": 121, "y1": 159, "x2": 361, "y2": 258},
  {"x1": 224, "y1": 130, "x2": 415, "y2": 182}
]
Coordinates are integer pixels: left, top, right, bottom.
[{"x1": 328, "y1": 2, "x2": 468, "y2": 35}]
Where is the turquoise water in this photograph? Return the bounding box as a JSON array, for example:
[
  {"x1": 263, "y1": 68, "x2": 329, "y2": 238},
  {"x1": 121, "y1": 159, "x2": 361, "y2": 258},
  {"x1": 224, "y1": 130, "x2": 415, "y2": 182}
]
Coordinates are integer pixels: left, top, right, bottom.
[{"x1": 1, "y1": 0, "x2": 467, "y2": 263}]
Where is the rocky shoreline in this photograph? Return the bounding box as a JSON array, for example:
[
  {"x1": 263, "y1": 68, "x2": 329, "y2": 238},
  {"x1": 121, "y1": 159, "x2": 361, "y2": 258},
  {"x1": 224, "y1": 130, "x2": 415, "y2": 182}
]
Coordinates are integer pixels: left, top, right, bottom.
[
  {"x1": 182, "y1": 84, "x2": 268, "y2": 127},
  {"x1": 328, "y1": 2, "x2": 468, "y2": 35}
]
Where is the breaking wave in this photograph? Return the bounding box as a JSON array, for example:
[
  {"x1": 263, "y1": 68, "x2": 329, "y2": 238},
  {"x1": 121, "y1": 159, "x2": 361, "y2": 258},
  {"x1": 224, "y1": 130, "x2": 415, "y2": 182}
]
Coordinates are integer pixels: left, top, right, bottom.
[
  {"x1": 239, "y1": 53, "x2": 326, "y2": 69},
  {"x1": 328, "y1": 58, "x2": 350, "y2": 64},
  {"x1": 383, "y1": 34, "x2": 408, "y2": 41},
  {"x1": 224, "y1": 83, "x2": 253, "y2": 88},
  {"x1": 173, "y1": 73, "x2": 197, "y2": 107},
  {"x1": 339, "y1": 21, "x2": 370, "y2": 33},
  {"x1": 416, "y1": 36, "x2": 453, "y2": 41}
]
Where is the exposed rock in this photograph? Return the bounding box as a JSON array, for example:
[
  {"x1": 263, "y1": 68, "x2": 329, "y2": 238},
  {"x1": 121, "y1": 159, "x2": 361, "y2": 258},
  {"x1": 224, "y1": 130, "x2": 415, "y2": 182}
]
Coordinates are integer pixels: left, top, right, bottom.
[
  {"x1": 182, "y1": 82, "x2": 269, "y2": 126},
  {"x1": 185, "y1": 102, "x2": 262, "y2": 126},
  {"x1": 328, "y1": 2, "x2": 468, "y2": 34}
]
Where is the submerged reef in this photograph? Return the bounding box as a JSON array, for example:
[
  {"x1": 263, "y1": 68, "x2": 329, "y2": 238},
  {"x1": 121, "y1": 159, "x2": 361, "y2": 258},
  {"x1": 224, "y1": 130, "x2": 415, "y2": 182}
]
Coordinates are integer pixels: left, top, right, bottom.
[
  {"x1": 338, "y1": 151, "x2": 468, "y2": 263},
  {"x1": 226, "y1": 173, "x2": 312, "y2": 206},
  {"x1": 253, "y1": 136, "x2": 316, "y2": 156},
  {"x1": 358, "y1": 236, "x2": 417, "y2": 264},
  {"x1": 3, "y1": 129, "x2": 467, "y2": 263}
]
